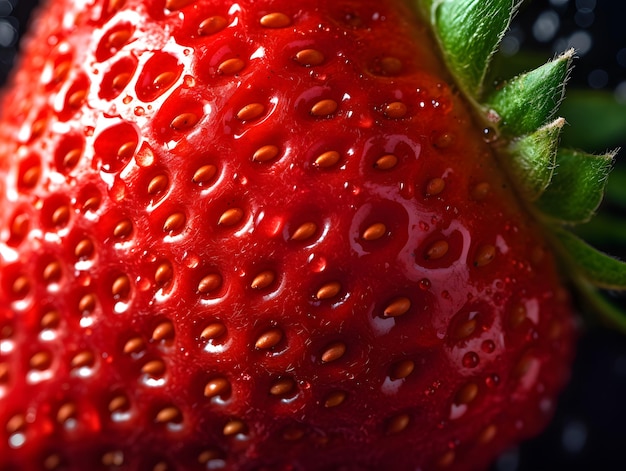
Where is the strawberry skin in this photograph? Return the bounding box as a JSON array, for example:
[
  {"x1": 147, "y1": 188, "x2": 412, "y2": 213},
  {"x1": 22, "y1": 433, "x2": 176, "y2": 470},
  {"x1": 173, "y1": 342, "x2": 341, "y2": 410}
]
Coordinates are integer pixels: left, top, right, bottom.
[{"x1": 0, "y1": 0, "x2": 576, "y2": 470}]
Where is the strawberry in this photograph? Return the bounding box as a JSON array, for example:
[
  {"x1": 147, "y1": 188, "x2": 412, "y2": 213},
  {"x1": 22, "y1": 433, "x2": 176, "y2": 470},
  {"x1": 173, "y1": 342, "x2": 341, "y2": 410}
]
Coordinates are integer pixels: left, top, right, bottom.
[{"x1": 0, "y1": 0, "x2": 624, "y2": 470}]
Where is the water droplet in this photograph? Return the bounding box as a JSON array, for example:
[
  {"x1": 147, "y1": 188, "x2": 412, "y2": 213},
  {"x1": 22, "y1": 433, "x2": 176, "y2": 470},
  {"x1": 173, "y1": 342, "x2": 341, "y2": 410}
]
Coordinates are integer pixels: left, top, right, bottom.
[
  {"x1": 462, "y1": 351, "x2": 479, "y2": 368},
  {"x1": 481, "y1": 340, "x2": 496, "y2": 353},
  {"x1": 485, "y1": 374, "x2": 500, "y2": 388},
  {"x1": 419, "y1": 278, "x2": 431, "y2": 291},
  {"x1": 134, "y1": 106, "x2": 145, "y2": 116},
  {"x1": 482, "y1": 127, "x2": 497, "y2": 143}
]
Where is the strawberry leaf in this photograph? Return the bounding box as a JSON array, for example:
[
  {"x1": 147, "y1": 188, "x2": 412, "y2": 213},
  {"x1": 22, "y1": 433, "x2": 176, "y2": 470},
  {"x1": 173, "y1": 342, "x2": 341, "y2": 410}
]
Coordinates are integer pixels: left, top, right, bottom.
[
  {"x1": 505, "y1": 118, "x2": 563, "y2": 201},
  {"x1": 426, "y1": 0, "x2": 519, "y2": 98},
  {"x1": 537, "y1": 149, "x2": 615, "y2": 224},
  {"x1": 556, "y1": 228, "x2": 626, "y2": 290},
  {"x1": 485, "y1": 49, "x2": 573, "y2": 136}
]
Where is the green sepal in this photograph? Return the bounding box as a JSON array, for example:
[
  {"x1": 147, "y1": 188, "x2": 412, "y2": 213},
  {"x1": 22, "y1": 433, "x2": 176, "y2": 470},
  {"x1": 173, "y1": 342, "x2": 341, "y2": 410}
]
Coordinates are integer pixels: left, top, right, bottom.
[
  {"x1": 485, "y1": 49, "x2": 573, "y2": 136},
  {"x1": 427, "y1": 0, "x2": 519, "y2": 98},
  {"x1": 555, "y1": 228, "x2": 626, "y2": 290},
  {"x1": 537, "y1": 149, "x2": 615, "y2": 224},
  {"x1": 505, "y1": 118, "x2": 563, "y2": 201}
]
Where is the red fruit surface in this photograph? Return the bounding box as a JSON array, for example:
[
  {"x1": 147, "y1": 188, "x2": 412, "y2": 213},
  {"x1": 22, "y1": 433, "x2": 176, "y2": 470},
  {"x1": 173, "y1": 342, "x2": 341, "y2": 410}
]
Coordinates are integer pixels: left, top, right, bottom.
[{"x1": 0, "y1": 0, "x2": 575, "y2": 470}]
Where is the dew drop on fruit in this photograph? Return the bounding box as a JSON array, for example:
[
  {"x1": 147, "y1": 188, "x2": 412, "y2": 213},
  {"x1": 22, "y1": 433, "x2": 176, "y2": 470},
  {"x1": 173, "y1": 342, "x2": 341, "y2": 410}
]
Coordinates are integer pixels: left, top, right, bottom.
[
  {"x1": 481, "y1": 340, "x2": 496, "y2": 353},
  {"x1": 462, "y1": 351, "x2": 479, "y2": 368},
  {"x1": 482, "y1": 127, "x2": 497, "y2": 143},
  {"x1": 419, "y1": 278, "x2": 431, "y2": 291}
]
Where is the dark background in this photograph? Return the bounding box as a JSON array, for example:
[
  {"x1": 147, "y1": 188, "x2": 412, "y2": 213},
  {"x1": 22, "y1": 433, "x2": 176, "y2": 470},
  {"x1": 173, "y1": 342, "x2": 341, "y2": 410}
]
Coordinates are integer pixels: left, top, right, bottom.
[{"x1": 1, "y1": 1, "x2": 625, "y2": 470}]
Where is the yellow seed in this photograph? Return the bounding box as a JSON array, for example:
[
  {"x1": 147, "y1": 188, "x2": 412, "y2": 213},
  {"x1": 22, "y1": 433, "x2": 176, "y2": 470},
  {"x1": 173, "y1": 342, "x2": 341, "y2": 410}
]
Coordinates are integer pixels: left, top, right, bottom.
[
  {"x1": 198, "y1": 16, "x2": 228, "y2": 36},
  {"x1": 374, "y1": 154, "x2": 398, "y2": 170},
  {"x1": 223, "y1": 419, "x2": 246, "y2": 436},
  {"x1": 252, "y1": 145, "x2": 279, "y2": 163},
  {"x1": 148, "y1": 174, "x2": 168, "y2": 195},
  {"x1": 62, "y1": 148, "x2": 82, "y2": 169},
  {"x1": 236, "y1": 103, "x2": 265, "y2": 121},
  {"x1": 123, "y1": 336, "x2": 145, "y2": 355},
  {"x1": 192, "y1": 164, "x2": 217, "y2": 184},
  {"x1": 255, "y1": 328, "x2": 283, "y2": 349},
  {"x1": 163, "y1": 212, "x2": 186, "y2": 233},
  {"x1": 106, "y1": 29, "x2": 132, "y2": 50},
  {"x1": 142, "y1": 360, "x2": 166, "y2": 377},
  {"x1": 152, "y1": 321, "x2": 175, "y2": 341},
  {"x1": 314, "y1": 150, "x2": 340, "y2": 168},
  {"x1": 269, "y1": 378, "x2": 295, "y2": 396},
  {"x1": 218, "y1": 208, "x2": 244, "y2": 226},
  {"x1": 43, "y1": 262, "x2": 62, "y2": 283},
  {"x1": 204, "y1": 377, "x2": 230, "y2": 398},
  {"x1": 71, "y1": 351, "x2": 95, "y2": 369},
  {"x1": 474, "y1": 245, "x2": 496, "y2": 267},
  {"x1": 153, "y1": 71, "x2": 176, "y2": 89},
  {"x1": 56, "y1": 403, "x2": 77, "y2": 424},
  {"x1": 112, "y1": 72, "x2": 131, "y2": 90},
  {"x1": 386, "y1": 413, "x2": 410, "y2": 435},
  {"x1": 6, "y1": 414, "x2": 25, "y2": 434},
  {"x1": 74, "y1": 238, "x2": 94, "y2": 259},
  {"x1": 362, "y1": 223, "x2": 387, "y2": 241},
  {"x1": 425, "y1": 240, "x2": 449, "y2": 260},
  {"x1": 40, "y1": 310, "x2": 61, "y2": 330},
  {"x1": 108, "y1": 395, "x2": 129, "y2": 413},
  {"x1": 218, "y1": 58, "x2": 245, "y2": 75},
  {"x1": 21, "y1": 165, "x2": 40, "y2": 188},
  {"x1": 113, "y1": 219, "x2": 133, "y2": 239},
  {"x1": 321, "y1": 342, "x2": 346, "y2": 363},
  {"x1": 455, "y1": 382, "x2": 479, "y2": 405},
  {"x1": 324, "y1": 391, "x2": 347, "y2": 408},
  {"x1": 251, "y1": 270, "x2": 276, "y2": 290},
  {"x1": 260, "y1": 12, "x2": 291, "y2": 28},
  {"x1": 295, "y1": 49, "x2": 324, "y2": 66},
  {"x1": 201, "y1": 322, "x2": 226, "y2": 340},
  {"x1": 383, "y1": 297, "x2": 411, "y2": 317},
  {"x1": 384, "y1": 102, "x2": 407, "y2": 119},
  {"x1": 390, "y1": 359, "x2": 415, "y2": 380},
  {"x1": 426, "y1": 177, "x2": 445, "y2": 196},
  {"x1": 310, "y1": 99, "x2": 338, "y2": 117},
  {"x1": 78, "y1": 293, "x2": 97, "y2": 313},
  {"x1": 290, "y1": 222, "x2": 317, "y2": 241},
  {"x1": 198, "y1": 274, "x2": 222, "y2": 294},
  {"x1": 111, "y1": 275, "x2": 131, "y2": 299},
  {"x1": 170, "y1": 112, "x2": 199, "y2": 130},
  {"x1": 155, "y1": 262, "x2": 173, "y2": 286},
  {"x1": 315, "y1": 281, "x2": 341, "y2": 300},
  {"x1": 51, "y1": 205, "x2": 70, "y2": 226},
  {"x1": 68, "y1": 89, "x2": 87, "y2": 108},
  {"x1": 155, "y1": 406, "x2": 182, "y2": 424}
]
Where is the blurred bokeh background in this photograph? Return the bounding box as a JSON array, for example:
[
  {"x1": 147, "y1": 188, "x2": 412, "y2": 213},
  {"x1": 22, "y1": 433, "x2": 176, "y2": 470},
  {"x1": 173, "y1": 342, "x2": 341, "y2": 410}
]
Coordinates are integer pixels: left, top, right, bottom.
[{"x1": 0, "y1": 0, "x2": 625, "y2": 470}]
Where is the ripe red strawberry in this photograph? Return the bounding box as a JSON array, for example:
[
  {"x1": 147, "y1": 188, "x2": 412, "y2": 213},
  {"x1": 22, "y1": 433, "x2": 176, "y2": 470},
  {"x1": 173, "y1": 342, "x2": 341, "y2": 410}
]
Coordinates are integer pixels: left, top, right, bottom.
[{"x1": 2, "y1": 0, "x2": 623, "y2": 470}]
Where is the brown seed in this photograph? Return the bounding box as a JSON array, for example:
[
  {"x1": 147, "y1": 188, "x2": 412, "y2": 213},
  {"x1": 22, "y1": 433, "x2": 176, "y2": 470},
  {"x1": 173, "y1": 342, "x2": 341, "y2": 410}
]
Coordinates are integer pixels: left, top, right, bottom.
[
  {"x1": 155, "y1": 262, "x2": 173, "y2": 286},
  {"x1": 148, "y1": 174, "x2": 169, "y2": 195},
  {"x1": 78, "y1": 293, "x2": 97, "y2": 313},
  {"x1": 43, "y1": 454, "x2": 61, "y2": 470},
  {"x1": 198, "y1": 16, "x2": 228, "y2": 36},
  {"x1": 198, "y1": 274, "x2": 222, "y2": 294},
  {"x1": 170, "y1": 112, "x2": 199, "y2": 130},
  {"x1": 290, "y1": 222, "x2": 317, "y2": 241},
  {"x1": 30, "y1": 351, "x2": 52, "y2": 370},
  {"x1": 197, "y1": 449, "x2": 224, "y2": 465},
  {"x1": 10, "y1": 213, "x2": 29, "y2": 240},
  {"x1": 106, "y1": 29, "x2": 132, "y2": 50},
  {"x1": 426, "y1": 177, "x2": 446, "y2": 196},
  {"x1": 471, "y1": 182, "x2": 491, "y2": 201},
  {"x1": 41, "y1": 310, "x2": 61, "y2": 330},
  {"x1": 455, "y1": 382, "x2": 479, "y2": 405},
  {"x1": 251, "y1": 270, "x2": 276, "y2": 290},
  {"x1": 6, "y1": 414, "x2": 26, "y2": 433},
  {"x1": 51, "y1": 205, "x2": 70, "y2": 227},
  {"x1": 113, "y1": 219, "x2": 133, "y2": 239},
  {"x1": 390, "y1": 359, "x2": 415, "y2": 380},
  {"x1": 314, "y1": 150, "x2": 340, "y2": 168},
  {"x1": 108, "y1": 395, "x2": 130, "y2": 413},
  {"x1": 452, "y1": 319, "x2": 477, "y2": 340},
  {"x1": 68, "y1": 89, "x2": 87, "y2": 108},
  {"x1": 201, "y1": 322, "x2": 226, "y2": 340},
  {"x1": 383, "y1": 297, "x2": 411, "y2": 317},
  {"x1": 236, "y1": 103, "x2": 264, "y2": 121},
  {"x1": 152, "y1": 321, "x2": 175, "y2": 341},
  {"x1": 362, "y1": 222, "x2": 387, "y2": 241},
  {"x1": 386, "y1": 413, "x2": 410, "y2": 435},
  {"x1": 123, "y1": 336, "x2": 145, "y2": 355},
  {"x1": 321, "y1": 342, "x2": 346, "y2": 363},
  {"x1": 0, "y1": 363, "x2": 8, "y2": 383},
  {"x1": 192, "y1": 164, "x2": 217, "y2": 184},
  {"x1": 260, "y1": 12, "x2": 291, "y2": 28},
  {"x1": 433, "y1": 132, "x2": 455, "y2": 149},
  {"x1": 379, "y1": 56, "x2": 402, "y2": 75},
  {"x1": 252, "y1": 144, "x2": 279, "y2": 163},
  {"x1": 204, "y1": 377, "x2": 230, "y2": 399},
  {"x1": 112, "y1": 72, "x2": 131, "y2": 90},
  {"x1": 83, "y1": 195, "x2": 101, "y2": 212},
  {"x1": 111, "y1": 275, "x2": 131, "y2": 299},
  {"x1": 21, "y1": 165, "x2": 41, "y2": 188},
  {"x1": 436, "y1": 450, "x2": 456, "y2": 468},
  {"x1": 384, "y1": 102, "x2": 407, "y2": 119},
  {"x1": 101, "y1": 451, "x2": 124, "y2": 467},
  {"x1": 270, "y1": 377, "x2": 295, "y2": 396},
  {"x1": 255, "y1": 328, "x2": 283, "y2": 349},
  {"x1": 155, "y1": 406, "x2": 182, "y2": 424},
  {"x1": 56, "y1": 403, "x2": 77, "y2": 424},
  {"x1": 43, "y1": 262, "x2": 62, "y2": 283},
  {"x1": 163, "y1": 212, "x2": 186, "y2": 233},
  {"x1": 315, "y1": 281, "x2": 341, "y2": 300},
  {"x1": 374, "y1": 154, "x2": 398, "y2": 170},
  {"x1": 310, "y1": 99, "x2": 338, "y2": 117},
  {"x1": 282, "y1": 426, "x2": 305, "y2": 441},
  {"x1": 117, "y1": 140, "x2": 136, "y2": 160},
  {"x1": 324, "y1": 391, "x2": 347, "y2": 408},
  {"x1": 218, "y1": 58, "x2": 245, "y2": 75},
  {"x1": 295, "y1": 49, "x2": 324, "y2": 66},
  {"x1": 165, "y1": 0, "x2": 194, "y2": 11},
  {"x1": 74, "y1": 238, "x2": 94, "y2": 259},
  {"x1": 153, "y1": 71, "x2": 176, "y2": 89},
  {"x1": 509, "y1": 304, "x2": 527, "y2": 329},
  {"x1": 52, "y1": 61, "x2": 71, "y2": 84},
  {"x1": 478, "y1": 424, "x2": 497, "y2": 444},
  {"x1": 71, "y1": 351, "x2": 95, "y2": 369},
  {"x1": 223, "y1": 419, "x2": 247, "y2": 436},
  {"x1": 218, "y1": 208, "x2": 244, "y2": 226},
  {"x1": 425, "y1": 240, "x2": 449, "y2": 260},
  {"x1": 474, "y1": 245, "x2": 496, "y2": 267},
  {"x1": 142, "y1": 359, "x2": 166, "y2": 377}
]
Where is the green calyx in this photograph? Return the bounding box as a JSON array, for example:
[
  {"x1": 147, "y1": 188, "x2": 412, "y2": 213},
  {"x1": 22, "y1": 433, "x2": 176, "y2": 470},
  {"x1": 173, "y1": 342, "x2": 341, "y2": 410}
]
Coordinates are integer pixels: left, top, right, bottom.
[{"x1": 417, "y1": 0, "x2": 626, "y2": 330}]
